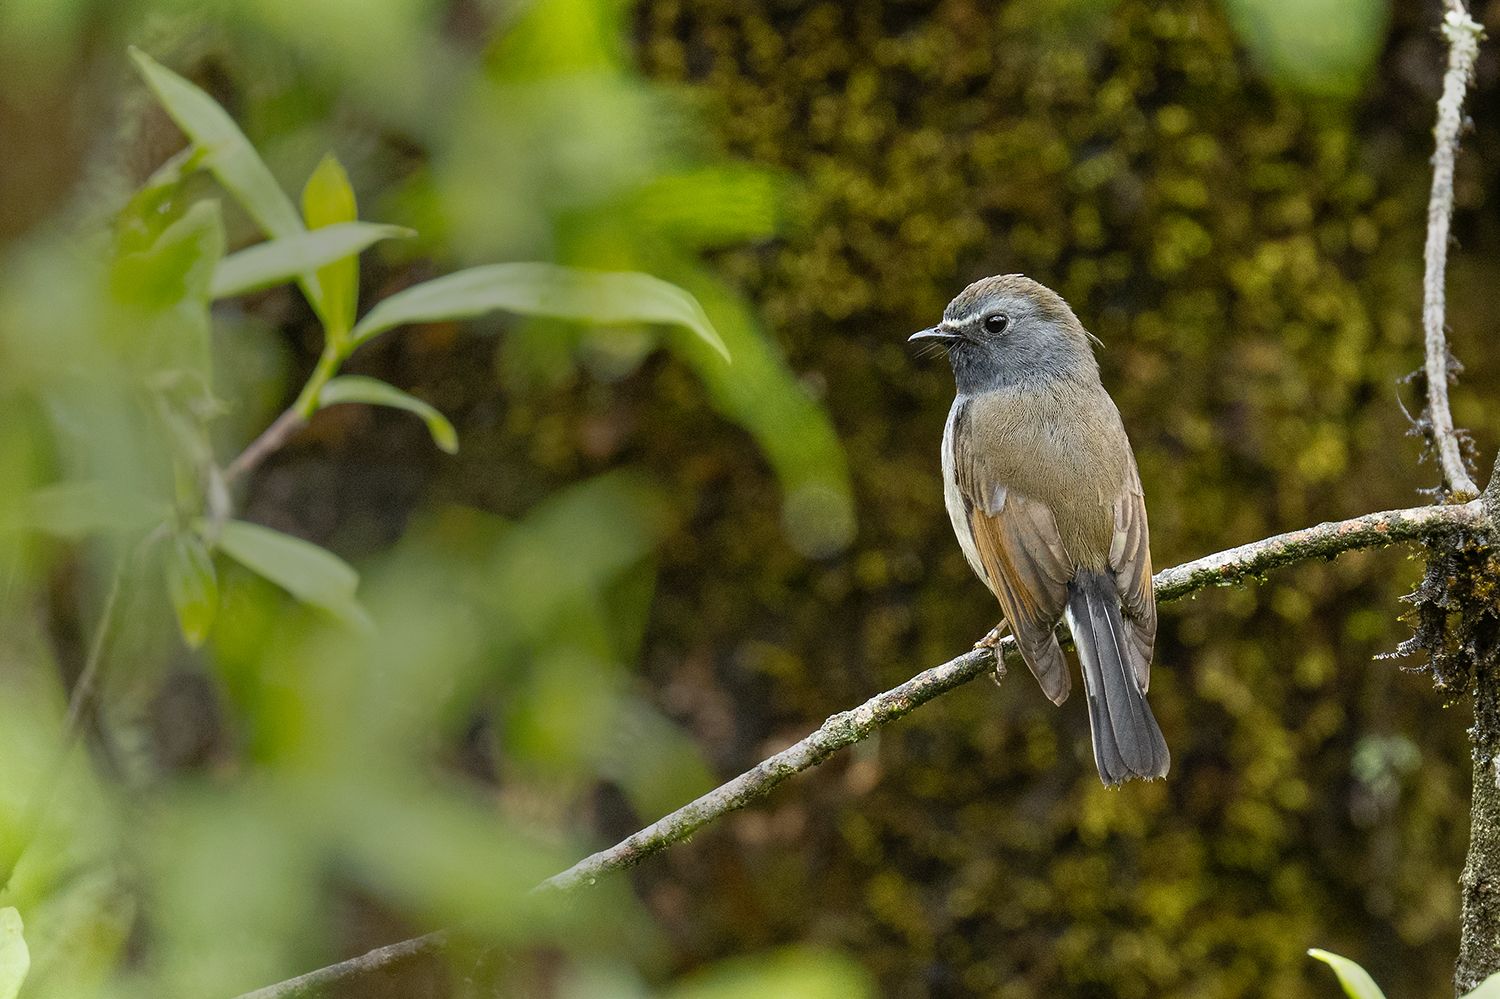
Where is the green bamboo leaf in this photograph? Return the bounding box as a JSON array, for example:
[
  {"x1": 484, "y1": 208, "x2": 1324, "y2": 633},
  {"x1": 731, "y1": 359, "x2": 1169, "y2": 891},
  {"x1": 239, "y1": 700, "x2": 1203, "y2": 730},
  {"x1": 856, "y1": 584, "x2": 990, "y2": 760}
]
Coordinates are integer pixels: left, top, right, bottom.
[
  {"x1": 301, "y1": 154, "x2": 361, "y2": 336},
  {"x1": 0, "y1": 908, "x2": 29, "y2": 999},
  {"x1": 129, "y1": 48, "x2": 303, "y2": 239},
  {"x1": 1307, "y1": 950, "x2": 1387, "y2": 999},
  {"x1": 166, "y1": 534, "x2": 218, "y2": 648},
  {"x1": 216, "y1": 520, "x2": 370, "y2": 631},
  {"x1": 13, "y1": 482, "x2": 169, "y2": 539},
  {"x1": 319, "y1": 376, "x2": 458, "y2": 454},
  {"x1": 349, "y1": 263, "x2": 729, "y2": 361},
  {"x1": 210, "y1": 223, "x2": 412, "y2": 300}
]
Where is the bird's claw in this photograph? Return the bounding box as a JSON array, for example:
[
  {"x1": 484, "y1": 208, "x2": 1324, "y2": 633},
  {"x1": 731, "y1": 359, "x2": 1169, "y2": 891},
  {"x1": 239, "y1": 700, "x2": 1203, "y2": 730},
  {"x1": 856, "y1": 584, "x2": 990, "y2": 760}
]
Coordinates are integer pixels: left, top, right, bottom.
[{"x1": 973, "y1": 623, "x2": 1006, "y2": 650}]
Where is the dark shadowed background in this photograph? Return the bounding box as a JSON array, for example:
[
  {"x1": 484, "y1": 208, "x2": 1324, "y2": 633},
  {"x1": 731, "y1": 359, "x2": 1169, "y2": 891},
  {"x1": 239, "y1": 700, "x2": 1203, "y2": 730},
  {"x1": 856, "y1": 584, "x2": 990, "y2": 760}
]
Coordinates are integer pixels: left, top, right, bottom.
[{"x1": 1, "y1": 0, "x2": 1497, "y2": 996}]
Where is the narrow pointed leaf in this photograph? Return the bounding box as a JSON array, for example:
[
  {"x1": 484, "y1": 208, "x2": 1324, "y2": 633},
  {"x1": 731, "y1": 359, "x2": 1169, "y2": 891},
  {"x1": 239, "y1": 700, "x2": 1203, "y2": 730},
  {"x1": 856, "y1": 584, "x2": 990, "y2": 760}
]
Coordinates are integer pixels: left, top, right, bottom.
[
  {"x1": 301, "y1": 155, "x2": 361, "y2": 336},
  {"x1": 349, "y1": 263, "x2": 729, "y2": 360},
  {"x1": 319, "y1": 376, "x2": 458, "y2": 454},
  {"x1": 0, "y1": 908, "x2": 29, "y2": 999},
  {"x1": 216, "y1": 520, "x2": 370, "y2": 630},
  {"x1": 1307, "y1": 950, "x2": 1387, "y2": 999},
  {"x1": 166, "y1": 534, "x2": 219, "y2": 648},
  {"x1": 210, "y1": 222, "x2": 412, "y2": 300},
  {"x1": 129, "y1": 48, "x2": 303, "y2": 239},
  {"x1": 130, "y1": 47, "x2": 327, "y2": 317}
]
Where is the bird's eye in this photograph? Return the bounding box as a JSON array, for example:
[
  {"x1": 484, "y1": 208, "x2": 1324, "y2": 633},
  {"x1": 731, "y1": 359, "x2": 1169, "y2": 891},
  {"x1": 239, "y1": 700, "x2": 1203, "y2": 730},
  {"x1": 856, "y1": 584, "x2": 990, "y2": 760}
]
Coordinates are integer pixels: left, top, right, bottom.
[{"x1": 982, "y1": 313, "x2": 1009, "y2": 336}]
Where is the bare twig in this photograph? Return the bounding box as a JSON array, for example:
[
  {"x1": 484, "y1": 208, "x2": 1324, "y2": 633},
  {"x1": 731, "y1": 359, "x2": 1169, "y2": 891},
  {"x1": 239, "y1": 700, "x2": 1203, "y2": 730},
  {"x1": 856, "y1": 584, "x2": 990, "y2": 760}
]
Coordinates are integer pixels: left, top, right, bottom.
[
  {"x1": 240, "y1": 498, "x2": 1484, "y2": 996},
  {"x1": 0, "y1": 555, "x2": 128, "y2": 892},
  {"x1": 1421, "y1": 0, "x2": 1484, "y2": 499},
  {"x1": 223, "y1": 407, "x2": 307, "y2": 484},
  {"x1": 232, "y1": 930, "x2": 450, "y2": 999}
]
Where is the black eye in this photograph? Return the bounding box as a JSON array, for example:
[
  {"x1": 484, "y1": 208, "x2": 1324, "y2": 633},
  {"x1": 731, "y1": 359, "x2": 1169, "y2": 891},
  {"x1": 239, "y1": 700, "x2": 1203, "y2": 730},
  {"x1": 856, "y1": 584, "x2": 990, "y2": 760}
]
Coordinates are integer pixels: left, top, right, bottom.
[{"x1": 982, "y1": 313, "x2": 1009, "y2": 336}]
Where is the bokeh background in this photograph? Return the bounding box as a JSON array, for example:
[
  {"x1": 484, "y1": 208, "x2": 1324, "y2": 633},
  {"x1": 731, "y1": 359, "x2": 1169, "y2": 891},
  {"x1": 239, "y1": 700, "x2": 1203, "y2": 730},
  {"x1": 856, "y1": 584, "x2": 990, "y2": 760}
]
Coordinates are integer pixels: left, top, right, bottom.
[{"x1": 1, "y1": 0, "x2": 1498, "y2": 995}]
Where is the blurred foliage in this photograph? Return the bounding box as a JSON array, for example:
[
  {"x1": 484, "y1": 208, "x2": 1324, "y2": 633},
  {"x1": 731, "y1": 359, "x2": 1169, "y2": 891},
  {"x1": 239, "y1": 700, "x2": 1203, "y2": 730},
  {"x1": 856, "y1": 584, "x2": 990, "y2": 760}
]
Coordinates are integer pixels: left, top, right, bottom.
[{"x1": 0, "y1": 0, "x2": 1496, "y2": 997}]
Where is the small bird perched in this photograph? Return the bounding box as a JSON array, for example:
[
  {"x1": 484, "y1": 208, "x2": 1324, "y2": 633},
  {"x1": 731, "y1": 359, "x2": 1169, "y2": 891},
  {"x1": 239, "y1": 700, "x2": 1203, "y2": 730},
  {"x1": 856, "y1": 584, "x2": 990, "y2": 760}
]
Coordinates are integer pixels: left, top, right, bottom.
[{"x1": 910, "y1": 274, "x2": 1169, "y2": 786}]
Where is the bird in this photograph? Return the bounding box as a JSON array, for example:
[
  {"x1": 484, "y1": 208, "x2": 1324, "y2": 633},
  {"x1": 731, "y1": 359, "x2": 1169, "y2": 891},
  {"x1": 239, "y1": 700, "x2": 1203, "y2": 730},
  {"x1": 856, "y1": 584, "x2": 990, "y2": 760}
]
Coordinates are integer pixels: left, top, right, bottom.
[{"x1": 910, "y1": 274, "x2": 1168, "y2": 786}]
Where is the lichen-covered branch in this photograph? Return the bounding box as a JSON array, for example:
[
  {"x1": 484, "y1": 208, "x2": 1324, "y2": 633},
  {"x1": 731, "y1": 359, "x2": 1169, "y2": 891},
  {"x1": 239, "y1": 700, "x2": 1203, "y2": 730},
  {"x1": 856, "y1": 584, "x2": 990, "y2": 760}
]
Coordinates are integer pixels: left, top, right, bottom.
[
  {"x1": 1421, "y1": 0, "x2": 1484, "y2": 499},
  {"x1": 234, "y1": 498, "x2": 1484, "y2": 997},
  {"x1": 541, "y1": 498, "x2": 1484, "y2": 892}
]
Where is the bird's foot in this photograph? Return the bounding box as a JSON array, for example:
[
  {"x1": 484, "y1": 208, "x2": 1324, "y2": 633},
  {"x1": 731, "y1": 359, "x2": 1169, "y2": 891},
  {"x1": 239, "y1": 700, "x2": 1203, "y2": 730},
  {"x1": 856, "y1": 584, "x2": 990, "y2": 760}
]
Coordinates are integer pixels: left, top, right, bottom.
[{"x1": 973, "y1": 623, "x2": 1006, "y2": 650}]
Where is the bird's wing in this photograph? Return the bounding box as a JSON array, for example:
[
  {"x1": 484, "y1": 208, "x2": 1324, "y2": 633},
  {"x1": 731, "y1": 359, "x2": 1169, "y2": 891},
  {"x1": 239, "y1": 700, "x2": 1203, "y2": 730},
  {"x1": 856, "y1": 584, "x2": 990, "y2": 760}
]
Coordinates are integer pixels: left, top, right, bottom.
[
  {"x1": 1109, "y1": 458, "x2": 1156, "y2": 690},
  {"x1": 960, "y1": 472, "x2": 1074, "y2": 705}
]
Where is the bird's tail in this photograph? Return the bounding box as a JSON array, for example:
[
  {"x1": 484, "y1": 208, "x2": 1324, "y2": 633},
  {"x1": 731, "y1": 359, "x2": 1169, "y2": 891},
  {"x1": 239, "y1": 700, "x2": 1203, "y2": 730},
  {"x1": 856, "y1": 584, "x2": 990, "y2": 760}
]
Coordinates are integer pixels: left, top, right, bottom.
[{"x1": 1066, "y1": 571, "x2": 1170, "y2": 786}]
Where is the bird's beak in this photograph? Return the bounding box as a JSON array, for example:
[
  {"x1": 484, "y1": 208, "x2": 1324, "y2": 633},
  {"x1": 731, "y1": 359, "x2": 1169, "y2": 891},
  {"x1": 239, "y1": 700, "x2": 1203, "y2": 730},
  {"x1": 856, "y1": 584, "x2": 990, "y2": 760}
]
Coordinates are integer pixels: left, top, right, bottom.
[{"x1": 908, "y1": 325, "x2": 959, "y2": 344}]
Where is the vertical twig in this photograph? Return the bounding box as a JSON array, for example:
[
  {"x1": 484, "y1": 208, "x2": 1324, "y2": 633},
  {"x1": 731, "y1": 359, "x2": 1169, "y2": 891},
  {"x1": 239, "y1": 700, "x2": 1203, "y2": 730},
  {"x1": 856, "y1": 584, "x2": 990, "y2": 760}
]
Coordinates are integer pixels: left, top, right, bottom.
[
  {"x1": 1421, "y1": 0, "x2": 1484, "y2": 499},
  {"x1": 0, "y1": 556, "x2": 127, "y2": 892}
]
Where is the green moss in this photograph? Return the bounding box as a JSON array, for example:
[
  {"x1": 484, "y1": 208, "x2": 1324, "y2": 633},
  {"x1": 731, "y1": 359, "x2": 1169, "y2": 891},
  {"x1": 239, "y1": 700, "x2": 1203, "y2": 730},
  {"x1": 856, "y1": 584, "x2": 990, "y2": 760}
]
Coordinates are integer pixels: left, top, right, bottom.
[{"x1": 606, "y1": 0, "x2": 1499, "y2": 995}]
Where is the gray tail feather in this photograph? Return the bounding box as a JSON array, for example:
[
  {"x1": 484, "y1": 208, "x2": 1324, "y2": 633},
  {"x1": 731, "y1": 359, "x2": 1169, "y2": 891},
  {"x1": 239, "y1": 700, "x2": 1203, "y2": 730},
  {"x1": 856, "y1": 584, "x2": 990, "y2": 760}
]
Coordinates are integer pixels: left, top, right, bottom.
[{"x1": 1066, "y1": 572, "x2": 1170, "y2": 786}]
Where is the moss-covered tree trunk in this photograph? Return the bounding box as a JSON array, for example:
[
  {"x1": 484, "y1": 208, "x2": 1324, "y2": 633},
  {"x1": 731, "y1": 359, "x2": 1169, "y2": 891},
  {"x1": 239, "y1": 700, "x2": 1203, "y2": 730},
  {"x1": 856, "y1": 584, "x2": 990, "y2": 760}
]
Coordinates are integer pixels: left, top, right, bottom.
[
  {"x1": 1457, "y1": 479, "x2": 1500, "y2": 992},
  {"x1": 1459, "y1": 668, "x2": 1500, "y2": 993}
]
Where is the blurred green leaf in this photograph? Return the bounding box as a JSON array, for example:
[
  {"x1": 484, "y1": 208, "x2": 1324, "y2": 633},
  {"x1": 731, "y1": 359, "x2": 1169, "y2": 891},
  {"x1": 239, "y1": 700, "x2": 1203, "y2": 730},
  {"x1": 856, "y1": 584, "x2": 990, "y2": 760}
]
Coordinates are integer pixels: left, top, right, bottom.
[
  {"x1": 113, "y1": 200, "x2": 225, "y2": 311},
  {"x1": 318, "y1": 375, "x2": 457, "y2": 454},
  {"x1": 0, "y1": 907, "x2": 29, "y2": 999},
  {"x1": 668, "y1": 947, "x2": 874, "y2": 999},
  {"x1": 211, "y1": 222, "x2": 412, "y2": 300},
  {"x1": 301, "y1": 154, "x2": 361, "y2": 337},
  {"x1": 115, "y1": 146, "x2": 208, "y2": 255},
  {"x1": 1308, "y1": 949, "x2": 1387, "y2": 999},
  {"x1": 215, "y1": 520, "x2": 370, "y2": 631},
  {"x1": 661, "y1": 267, "x2": 854, "y2": 557},
  {"x1": 350, "y1": 263, "x2": 729, "y2": 360},
  {"x1": 1222, "y1": 0, "x2": 1391, "y2": 98},
  {"x1": 621, "y1": 166, "x2": 784, "y2": 248},
  {"x1": 12, "y1": 481, "x2": 168, "y2": 538},
  {"x1": 129, "y1": 48, "x2": 304, "y2": 239},
  {"x1": 167, "y1": 534, "x2": 218, "y2": 648}
]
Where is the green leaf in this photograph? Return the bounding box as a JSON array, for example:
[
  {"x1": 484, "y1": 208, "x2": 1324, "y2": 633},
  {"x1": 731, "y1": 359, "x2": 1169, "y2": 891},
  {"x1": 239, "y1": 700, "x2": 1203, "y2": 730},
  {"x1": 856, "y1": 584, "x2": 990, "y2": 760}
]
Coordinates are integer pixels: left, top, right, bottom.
[
  {"x1": 210, "y1": 222, "x2": 412, "y2": 300},
  {"x1": 110, "y1": 200, "x2": 225, "y2": 389},
  {"x1": 319, "y1": 376, "x2": 458, "y2": 454},
  {"x1": 301, "y1": 154, "x2": 362, "y2": 337},
  {"x1": 0, "y1": 908, "x2": 29, "y2": 999},
  {"x1": 113, "y1": 200, "x2": 226, "y2": 310},
  {"x1": 115, "y1": 145, "x2": 209, "y2": 255},
  {"x1": 216, "y1": 520, "x2": 370, "y2": 630},
  {"x1": 668, "y1": 947, "x2": 873, "y2": 999},
  {"x1": 166, "y1": 534, "x2": 218, "y2": 648},
  {"x1": 129, "y1": 48, "x2": 303, "y2": 239},
  {"x1": 349, "y1": 263, "x2": 729, "y2": 361},
  {"x1": 12, "y1": 482, "x2": 169, "y2": 539},
  {"x1": 622, "y1": 166, "x2": 784, "y2": 248},
  {"x1": 1465, "y1": 972, "x2": 1500, "y2": 998},
  {"x1": 1307, "y1": 949, "x2": 1387, "y2": 999}
]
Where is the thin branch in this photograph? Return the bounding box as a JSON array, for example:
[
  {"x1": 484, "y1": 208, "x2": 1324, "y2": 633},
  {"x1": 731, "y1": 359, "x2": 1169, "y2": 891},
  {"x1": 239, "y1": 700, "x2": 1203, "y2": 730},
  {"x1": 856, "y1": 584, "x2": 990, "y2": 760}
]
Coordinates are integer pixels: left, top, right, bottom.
[
  {"x1": 0, "y1": 554, "x2": 128, "y2": 892},
  {"x1": 540, "y1": 499, "x2": 1485, "y2": 891},
  {"x1": 1421, "y1": 0, "x2": 1484, "y2": 499},
  {"x1": 243, "y1": 498, "x2": 1485, "y2": 996},
  {"x1": 223, "y1": 407, "x2": 307, "y2": 484},
  {"x1": 232, "y1": 931, "x2": 450, "y2": 999}
]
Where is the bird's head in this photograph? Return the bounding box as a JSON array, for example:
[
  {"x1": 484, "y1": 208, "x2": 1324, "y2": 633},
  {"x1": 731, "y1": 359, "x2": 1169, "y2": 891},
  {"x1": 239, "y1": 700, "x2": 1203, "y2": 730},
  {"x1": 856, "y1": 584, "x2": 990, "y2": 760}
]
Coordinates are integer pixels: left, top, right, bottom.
[{"x1": 909, "y1": 274, "x2": 1100, "y2": 395}]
